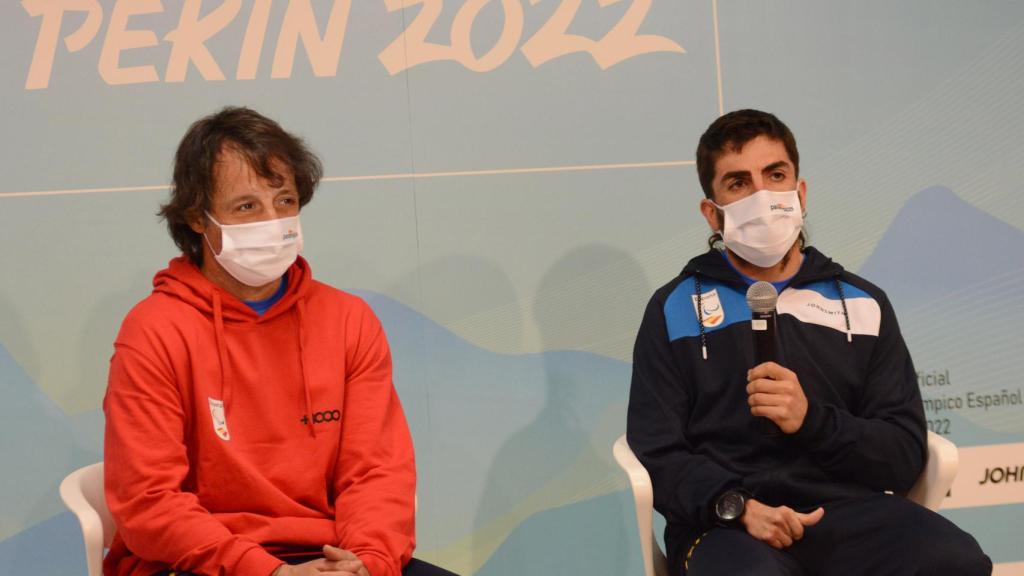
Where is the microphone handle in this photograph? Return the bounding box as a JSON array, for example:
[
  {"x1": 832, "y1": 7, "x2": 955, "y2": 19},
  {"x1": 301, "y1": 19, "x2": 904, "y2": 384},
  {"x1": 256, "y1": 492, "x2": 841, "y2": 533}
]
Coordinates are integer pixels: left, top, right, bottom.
[
  {"x1": 752, "y1": 311, "x2": 781, "y2": 436},
  {"x1": 752, "y1": 310, "x2": 776, "y2": 365}
]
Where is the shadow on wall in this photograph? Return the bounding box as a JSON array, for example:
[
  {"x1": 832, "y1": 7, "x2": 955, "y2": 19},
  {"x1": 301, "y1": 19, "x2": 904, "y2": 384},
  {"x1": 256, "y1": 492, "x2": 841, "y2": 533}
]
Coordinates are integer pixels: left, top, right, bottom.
[
  {"x1": 73, "y1": 274, "x2": 151, "y2": 421},
  {"x1": 0, "y1": 280, "x2": 40, "y2": 397},
  {"x1": 472, "y1": 244, "x2": 652, "y2": 575},
  {"x1": 386, "y1": 252, "x2": 524, "y2": 559}
]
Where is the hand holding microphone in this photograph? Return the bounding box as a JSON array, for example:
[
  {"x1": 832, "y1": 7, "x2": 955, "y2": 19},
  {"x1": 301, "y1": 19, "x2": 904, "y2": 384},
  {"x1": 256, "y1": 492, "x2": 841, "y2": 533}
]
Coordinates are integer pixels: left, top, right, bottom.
[
  {"x1": 746, "y1": 362, "x2": 808, "y2": 435},
  {"x1": 746, "y1": 282, "x2": 808, "y2": 435}
]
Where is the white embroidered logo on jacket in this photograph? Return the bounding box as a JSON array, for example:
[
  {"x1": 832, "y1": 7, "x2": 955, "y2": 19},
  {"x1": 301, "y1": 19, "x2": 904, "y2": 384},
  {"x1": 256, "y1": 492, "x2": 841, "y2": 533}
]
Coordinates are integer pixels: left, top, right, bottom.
[
  {"x1": 208, "y1": 397, "x2": 231, "y2": 441},
  {"x1": 691, "y1": 289, "x2": 725, "y2": 328}
]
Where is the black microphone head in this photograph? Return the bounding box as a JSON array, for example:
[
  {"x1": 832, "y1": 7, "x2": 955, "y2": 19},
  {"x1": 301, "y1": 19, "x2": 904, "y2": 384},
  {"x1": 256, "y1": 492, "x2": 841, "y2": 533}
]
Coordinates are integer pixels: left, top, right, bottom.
[{"x1": 746, "y1": 281, "x2": 778, "y2": 314}]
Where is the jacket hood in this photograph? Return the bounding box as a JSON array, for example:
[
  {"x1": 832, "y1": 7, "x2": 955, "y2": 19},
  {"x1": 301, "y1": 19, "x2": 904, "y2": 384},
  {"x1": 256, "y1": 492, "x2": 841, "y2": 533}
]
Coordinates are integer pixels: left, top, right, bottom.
[
  {"x1": 681, "y1": 246, "x2": 844, "y2": 287},
  {"x1": 152, "y1": 255, "x2": 313, "y2": 322},
  {"x1": 680, "y1": 246, "x2": 852, "y2": 360}
]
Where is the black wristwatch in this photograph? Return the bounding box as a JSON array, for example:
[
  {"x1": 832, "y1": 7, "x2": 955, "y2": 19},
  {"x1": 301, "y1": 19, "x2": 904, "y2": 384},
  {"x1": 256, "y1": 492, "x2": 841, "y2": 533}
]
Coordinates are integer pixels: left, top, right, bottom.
[{"x1": 714, "y1": 489, "x2": 751, "y2": 527}]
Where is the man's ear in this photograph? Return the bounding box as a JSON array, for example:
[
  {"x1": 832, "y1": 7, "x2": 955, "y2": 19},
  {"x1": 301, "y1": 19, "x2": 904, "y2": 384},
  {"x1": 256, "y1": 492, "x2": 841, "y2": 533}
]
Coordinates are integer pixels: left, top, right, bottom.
[
  {"x1": 187, "y1": 210, "x2": 206, "y2": 235},
  {"x1": 797, "y1": 178, "x2": 807, "y2": 214},
  {"x1": 700, "y1": 198, "x2": 722, "y2": 232}
]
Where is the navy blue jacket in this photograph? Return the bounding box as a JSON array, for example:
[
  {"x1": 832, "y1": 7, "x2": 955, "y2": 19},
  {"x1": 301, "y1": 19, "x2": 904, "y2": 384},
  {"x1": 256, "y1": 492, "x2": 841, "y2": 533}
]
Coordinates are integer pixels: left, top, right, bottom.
[{"x1": 626, "y1": 247, "x2": 926, "y2": 574}]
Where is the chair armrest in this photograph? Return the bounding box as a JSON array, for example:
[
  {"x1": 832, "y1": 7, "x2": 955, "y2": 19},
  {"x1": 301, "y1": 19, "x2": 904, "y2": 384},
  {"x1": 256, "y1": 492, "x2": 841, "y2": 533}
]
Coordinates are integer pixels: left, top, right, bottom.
[
  {"x1": 906, "y1": 430, "x2": 959, "y2": 511},
  {"x1": 60, "y1": 468, "x2": 107, "y2": 576}
]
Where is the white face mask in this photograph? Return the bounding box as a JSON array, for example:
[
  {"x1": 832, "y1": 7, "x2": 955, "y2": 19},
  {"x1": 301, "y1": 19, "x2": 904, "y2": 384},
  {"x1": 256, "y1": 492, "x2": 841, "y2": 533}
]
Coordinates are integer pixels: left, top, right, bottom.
[
  {"x1": 204, "y1": 213, "x2": 303, "y2": 287},
  {"x1": 713, "y1": 188, "x2": 803, "y2": 268}
]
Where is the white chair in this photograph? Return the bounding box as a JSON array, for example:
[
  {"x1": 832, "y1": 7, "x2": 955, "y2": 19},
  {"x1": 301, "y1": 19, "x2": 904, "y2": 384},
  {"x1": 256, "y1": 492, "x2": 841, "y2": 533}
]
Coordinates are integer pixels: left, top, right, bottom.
[
  {"x1": 612, "y1": 430, "x2": 958, "y2": 576},
  {"x1": 59, "y1": 462, "x2": 114, "y2": 576},
  {"x1": 906, "y1": 431, "x2": 959, "y2": 511}
]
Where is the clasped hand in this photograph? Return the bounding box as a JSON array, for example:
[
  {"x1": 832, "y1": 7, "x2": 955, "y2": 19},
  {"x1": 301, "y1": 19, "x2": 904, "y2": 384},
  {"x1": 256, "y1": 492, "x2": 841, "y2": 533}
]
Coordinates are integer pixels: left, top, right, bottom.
[
  {"x1": 272, "y1": 545, "x2": 370, "y2": 576},
  {"x1": 741, "y1": 499, "x2": 825, "y2": 549}
]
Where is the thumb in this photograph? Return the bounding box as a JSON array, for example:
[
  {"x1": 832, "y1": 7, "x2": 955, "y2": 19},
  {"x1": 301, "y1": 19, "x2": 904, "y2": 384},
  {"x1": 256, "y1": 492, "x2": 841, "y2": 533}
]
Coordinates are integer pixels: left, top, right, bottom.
[
  {"x1": 798, "y1": 507, "x2": 825, "y2": 526},
  {"x1": 748, "y1": 361, "x2": 782, "y2": 380},
  {"x1": 323, "y1": 544, "x2": 348, "y2": 560}
]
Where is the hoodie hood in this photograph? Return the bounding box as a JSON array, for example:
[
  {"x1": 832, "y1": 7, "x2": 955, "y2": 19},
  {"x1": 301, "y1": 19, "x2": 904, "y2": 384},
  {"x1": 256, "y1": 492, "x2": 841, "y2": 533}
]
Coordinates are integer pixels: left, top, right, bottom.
[
  {"x1": 152, "y1": 255, "x2": 313, "y2": 323},
  {"x1": 151, "y1": 255, "x2": 318, "y2": 436}
]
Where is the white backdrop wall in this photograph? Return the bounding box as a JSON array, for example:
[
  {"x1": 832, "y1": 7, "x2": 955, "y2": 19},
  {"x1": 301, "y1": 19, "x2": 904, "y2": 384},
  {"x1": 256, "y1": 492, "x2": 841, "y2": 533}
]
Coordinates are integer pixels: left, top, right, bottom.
[{"x1": 2, "y1": 1, "x2": 1023, "y2": 574}]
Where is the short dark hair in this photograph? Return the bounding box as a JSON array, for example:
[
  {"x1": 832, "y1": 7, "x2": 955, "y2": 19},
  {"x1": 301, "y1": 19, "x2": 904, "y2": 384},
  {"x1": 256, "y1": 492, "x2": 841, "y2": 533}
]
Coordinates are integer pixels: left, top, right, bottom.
[
  {"x1": 159, "y1": 107, "x2": 323, "y2": 265},
  {"x1": 695, "y1": 109, "x2": 800, "y2": 199}
]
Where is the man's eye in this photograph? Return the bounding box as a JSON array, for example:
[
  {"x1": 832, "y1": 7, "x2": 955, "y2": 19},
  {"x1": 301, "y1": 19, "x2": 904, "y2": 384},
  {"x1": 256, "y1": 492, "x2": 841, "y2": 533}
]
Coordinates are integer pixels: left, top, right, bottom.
[
  {"x1": 238, "y1": 203, "x2": 254, "y2": 211},
  {"x1": 728, "y1": 180, "x2": 746, "y2": 190},
  {"x1": 770, "y1": 172, "x2": 786, "y2": 181}
]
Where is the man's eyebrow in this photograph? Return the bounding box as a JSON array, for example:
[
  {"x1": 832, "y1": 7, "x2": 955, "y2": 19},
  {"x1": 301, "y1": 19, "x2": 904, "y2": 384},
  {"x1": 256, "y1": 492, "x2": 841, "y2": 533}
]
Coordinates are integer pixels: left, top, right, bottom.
[
  {"x1": 720, "y1": 170, "x2": 751, "y2": 182},
  {"x1": 762, "y1": 160, "x2": 792, "y2": 173},
  {"x1": 226, "y1": 193, "x2": 259, "y2": 203}
]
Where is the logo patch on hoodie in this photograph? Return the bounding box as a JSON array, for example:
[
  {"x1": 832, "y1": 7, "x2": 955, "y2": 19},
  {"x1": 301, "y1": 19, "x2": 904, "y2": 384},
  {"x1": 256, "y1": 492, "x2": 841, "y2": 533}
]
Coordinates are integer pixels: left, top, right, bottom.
[
  {"x1": 208, "y1": 397, "x2": 230, "y2": 441},
  {"x1": 691, "y1": 289, "x2": 725, "y2": 328}
]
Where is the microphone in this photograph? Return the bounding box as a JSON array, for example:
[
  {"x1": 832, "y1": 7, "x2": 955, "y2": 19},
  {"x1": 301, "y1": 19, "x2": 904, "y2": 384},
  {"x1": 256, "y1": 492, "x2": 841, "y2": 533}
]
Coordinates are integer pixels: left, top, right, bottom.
[{"x1": 747, "y1": 281, "x2": 781, "y2": 436}]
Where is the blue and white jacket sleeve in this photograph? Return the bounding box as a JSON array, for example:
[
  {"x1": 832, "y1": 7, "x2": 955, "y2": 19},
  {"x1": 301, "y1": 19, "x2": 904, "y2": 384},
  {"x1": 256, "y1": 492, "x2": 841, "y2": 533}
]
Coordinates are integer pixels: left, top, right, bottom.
[{"x1": 792, "y1": 289, "x2": 927, "y2": 493}]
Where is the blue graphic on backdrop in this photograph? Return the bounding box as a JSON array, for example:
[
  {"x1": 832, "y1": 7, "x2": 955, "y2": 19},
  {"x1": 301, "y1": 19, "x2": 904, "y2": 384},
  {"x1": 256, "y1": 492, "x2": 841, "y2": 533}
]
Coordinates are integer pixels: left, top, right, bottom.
[
  {"x1": 859, "y1": 186, "x2": 1024, "y2": 447},
  {"x1": 356, "y1": 289, "x2": 633, "y2": 564},
  {"x1": 859, "y1": 186, "x2": 1024, "y2": 308},
  {"x1": 0, "y1": 345, "x2": 102, "y2": 530}
]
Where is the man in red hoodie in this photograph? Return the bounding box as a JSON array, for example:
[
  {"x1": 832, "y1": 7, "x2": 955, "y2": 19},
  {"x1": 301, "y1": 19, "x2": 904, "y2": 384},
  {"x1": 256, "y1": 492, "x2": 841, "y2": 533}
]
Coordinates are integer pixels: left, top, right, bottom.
[{"x1": 104, "y1": 107, "x2": 456, "y2": 576}]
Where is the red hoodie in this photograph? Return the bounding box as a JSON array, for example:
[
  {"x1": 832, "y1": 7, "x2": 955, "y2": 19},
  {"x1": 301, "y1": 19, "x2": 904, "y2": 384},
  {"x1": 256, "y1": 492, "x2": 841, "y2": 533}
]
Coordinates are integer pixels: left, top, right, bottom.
[{"x1": 103, "y1": 256, "x2": 416, "y2": 576}]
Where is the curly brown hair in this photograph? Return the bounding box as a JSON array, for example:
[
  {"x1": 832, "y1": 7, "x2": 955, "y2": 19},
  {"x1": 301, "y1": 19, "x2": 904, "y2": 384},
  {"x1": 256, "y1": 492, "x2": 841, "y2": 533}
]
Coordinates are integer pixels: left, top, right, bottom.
[{"x1": 159, "y1": 107, "x2": 323, "y2": 265}]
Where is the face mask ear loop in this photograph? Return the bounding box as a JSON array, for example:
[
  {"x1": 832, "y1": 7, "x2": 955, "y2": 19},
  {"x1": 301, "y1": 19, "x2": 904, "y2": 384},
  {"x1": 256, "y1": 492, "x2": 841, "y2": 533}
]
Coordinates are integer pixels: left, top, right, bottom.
[
  {"x1": 708, "y1": 200, "x2": 725, "y2": 239},
  {"x1": 203, "y1": 212, "x2": 222, "y2": 257},
  {"x1": 203, "y1": 233, "x2": 220, "y2": 257}
]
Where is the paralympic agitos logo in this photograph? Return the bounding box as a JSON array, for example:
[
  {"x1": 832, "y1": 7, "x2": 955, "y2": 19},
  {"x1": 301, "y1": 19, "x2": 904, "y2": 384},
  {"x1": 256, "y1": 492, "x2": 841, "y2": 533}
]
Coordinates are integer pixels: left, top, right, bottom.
[{"x1": 300, "y1": 409, "x2": 341, "y2": 426}]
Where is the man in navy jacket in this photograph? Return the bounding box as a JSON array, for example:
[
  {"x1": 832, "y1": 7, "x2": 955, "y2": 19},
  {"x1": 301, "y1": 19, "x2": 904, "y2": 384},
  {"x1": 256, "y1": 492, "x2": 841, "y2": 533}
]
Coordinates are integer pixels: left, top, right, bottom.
[{"x1": 627, "y1": 109, "x2": 991, "y2": 575}]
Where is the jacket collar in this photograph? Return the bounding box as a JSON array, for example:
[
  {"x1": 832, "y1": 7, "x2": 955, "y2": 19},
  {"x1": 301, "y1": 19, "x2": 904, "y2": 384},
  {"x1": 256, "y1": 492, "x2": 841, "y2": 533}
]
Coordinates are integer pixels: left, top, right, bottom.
[{"x1": 681, "y1": 246, "x2": 844, "y2": 289}]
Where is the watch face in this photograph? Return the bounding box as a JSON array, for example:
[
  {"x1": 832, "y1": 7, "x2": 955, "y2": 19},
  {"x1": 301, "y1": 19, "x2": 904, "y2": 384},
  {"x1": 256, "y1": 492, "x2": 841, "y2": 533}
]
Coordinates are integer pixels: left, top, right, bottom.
[{"x1": 717, "y1": 491, "x2": 746, "y2": 522}]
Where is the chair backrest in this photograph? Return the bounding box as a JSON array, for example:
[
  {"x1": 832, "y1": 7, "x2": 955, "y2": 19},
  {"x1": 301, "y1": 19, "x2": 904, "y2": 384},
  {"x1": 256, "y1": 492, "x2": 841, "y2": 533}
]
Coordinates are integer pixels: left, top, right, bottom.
[
  {"x1": 613, "y1": 435, "x2": 669, "y2": 576},
  {"x1": 59, "y1": 462, "x2": 115, "y2": 576}
]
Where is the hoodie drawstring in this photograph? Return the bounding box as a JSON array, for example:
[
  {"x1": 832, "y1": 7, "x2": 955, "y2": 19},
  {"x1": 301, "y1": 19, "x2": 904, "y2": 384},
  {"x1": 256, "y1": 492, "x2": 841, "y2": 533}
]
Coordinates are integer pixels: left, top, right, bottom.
[
  {"x1": 296, "y1": 299, "x2": 316, "y2": 438},
  {"x1": 212, "y1": 287, "x2": 316, "y2": 438},
  {"x1": 694, "y1": 273, "x2": 709, "y2": 360},
  {"x1": 212, "y1": 291, "x2": 230, "y2": 408},
  {"x1": 833, "y1": 276, "x2": 853, "y2": 343}
]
